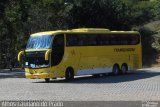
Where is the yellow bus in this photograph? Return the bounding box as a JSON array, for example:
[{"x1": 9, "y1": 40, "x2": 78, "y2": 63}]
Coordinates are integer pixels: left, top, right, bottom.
[{"x1": 18, "y1": 28, "x2": 142, "y2": 82}]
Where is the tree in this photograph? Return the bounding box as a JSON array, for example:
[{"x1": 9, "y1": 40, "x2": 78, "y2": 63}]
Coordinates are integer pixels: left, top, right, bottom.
[
  {"x1": 65, "y1": 0, "x2": 133, "y2": 30},
  {"x1": 0, "y1": 0, "x2": 160, "y2": 68}
]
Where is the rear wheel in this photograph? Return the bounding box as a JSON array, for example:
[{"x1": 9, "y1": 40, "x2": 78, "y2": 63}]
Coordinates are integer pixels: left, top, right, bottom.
[
  {"x1": 112, "y1": 64, "x2": 120, "y2": 75},
  {"x1": 121, "y1": 63, "x2": 128, "y2": 74},
  {"x1": 65, "y1": 68, "x2": 74, "y2": 81}
]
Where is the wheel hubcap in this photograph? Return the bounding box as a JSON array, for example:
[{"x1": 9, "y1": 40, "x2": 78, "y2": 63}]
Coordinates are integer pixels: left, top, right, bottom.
[
  {"x1": 122, "y1": 66, "x2": 126, "y2": 73},
  {"x1": 114, "y1": 66, "x2": 119, "y2": 74},
  {"x1": 122, "y1": 65, "x2": 128, "y2": 74},
  {"x1": 68, "y1": 71, "x2": 71, "y2": 78}
]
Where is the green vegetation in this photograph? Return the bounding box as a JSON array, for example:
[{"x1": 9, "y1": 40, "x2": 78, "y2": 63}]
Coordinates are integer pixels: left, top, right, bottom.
[{"x1": 0, "y1": 0, "x2": 160, "y2": 68}]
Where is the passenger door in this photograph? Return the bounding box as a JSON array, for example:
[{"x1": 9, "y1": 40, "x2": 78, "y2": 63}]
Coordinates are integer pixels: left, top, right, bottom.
[{"x1": 51, "y1": 34, "x2": 64, "y2": 66}]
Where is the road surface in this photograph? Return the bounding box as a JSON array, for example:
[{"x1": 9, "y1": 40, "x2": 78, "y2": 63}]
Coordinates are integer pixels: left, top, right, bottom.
[{"x1": 0, "y1": 68, "x2": 159, "y2": 101}]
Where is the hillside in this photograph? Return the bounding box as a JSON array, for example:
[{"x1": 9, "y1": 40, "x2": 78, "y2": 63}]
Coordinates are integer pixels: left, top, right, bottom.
[{"x1": 0, "y1": 0, "x2": 160, "y2": 68}]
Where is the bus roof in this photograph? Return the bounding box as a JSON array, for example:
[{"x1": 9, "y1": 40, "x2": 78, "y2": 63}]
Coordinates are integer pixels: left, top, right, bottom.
[{"x1": 31, "y1": 28, "x2": 139, "y2": 36}]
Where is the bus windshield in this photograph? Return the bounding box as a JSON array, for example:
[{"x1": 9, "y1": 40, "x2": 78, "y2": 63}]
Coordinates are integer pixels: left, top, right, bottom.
[{"x1": 26, "y1": 35, "x2": 53, "y2": 49}]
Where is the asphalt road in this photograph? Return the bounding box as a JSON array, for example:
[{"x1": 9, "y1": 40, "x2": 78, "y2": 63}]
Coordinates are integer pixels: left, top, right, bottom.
[{"x1": 0, "y1": 68, "x2": 160, "y2": 102}]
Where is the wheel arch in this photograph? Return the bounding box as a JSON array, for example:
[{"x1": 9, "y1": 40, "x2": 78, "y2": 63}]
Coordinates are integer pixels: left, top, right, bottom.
[
  {"x1": 113, "y1": 63, "x2": 120, "y2": 69},
  {"x1": 121, "y1": 63, "x2": 128, "y2": 67}
]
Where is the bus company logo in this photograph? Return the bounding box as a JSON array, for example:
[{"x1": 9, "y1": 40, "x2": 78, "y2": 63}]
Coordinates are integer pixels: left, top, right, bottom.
[{"x1": 114, "y1": 48, "x2": 135, "y2": 52}]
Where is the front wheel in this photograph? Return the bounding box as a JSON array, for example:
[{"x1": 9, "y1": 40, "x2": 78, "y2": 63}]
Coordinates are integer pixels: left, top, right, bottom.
[
  {"x1": 45, "y1": 78, "x2": 50, "y2": 82},
  {"x1": 65, "y1": 68, "x2": 74, "y2": 81}
]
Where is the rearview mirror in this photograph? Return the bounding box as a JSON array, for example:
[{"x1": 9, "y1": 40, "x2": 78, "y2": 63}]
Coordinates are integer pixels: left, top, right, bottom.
[{"x1": 45, "y1": 49, "x2": 52, "y2": 61}]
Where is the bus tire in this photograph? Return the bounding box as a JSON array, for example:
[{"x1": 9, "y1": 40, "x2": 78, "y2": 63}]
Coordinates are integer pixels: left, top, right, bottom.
[
  {"x1": 112, "y1": 64, "x2": 120, "y2": 75},
  {"x1": 45, "y1": 78, "x2": 50, "y2": 82},
  {"x1": 65, "y1": 67, "x2": 74, "y2": 81},
  {"x1": 121, "y1": 63, "x2": 128, "y2": 74}
]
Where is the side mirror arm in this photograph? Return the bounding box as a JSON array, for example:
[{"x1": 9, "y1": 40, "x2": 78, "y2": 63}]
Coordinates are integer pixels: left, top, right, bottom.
[
  {"x1": 18, "y1": 51, "x2": 24, "y2": 61},
  {"x1": 45, "y1": 49, "x2": 52, "y2": 61}
]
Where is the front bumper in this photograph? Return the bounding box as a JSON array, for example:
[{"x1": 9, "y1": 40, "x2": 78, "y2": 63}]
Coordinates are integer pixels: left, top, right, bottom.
[
  {"x1": 25, "y1": 68, "x2": 54, "y2": 79},
  {"x1": 25, "y1": 73, "x2": 53, "y2": 79}
]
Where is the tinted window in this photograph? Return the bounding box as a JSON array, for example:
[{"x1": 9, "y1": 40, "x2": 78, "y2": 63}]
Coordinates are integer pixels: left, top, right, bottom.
[
  {"x1": 66, "y1": 34, "x2": 140, "y2": 46},
  {"x1": 66, "y1": 34, "x2": 77, "y2": 46},
  {"x1": 66, "y1": 34, "x2": 98, "y2": 46}
]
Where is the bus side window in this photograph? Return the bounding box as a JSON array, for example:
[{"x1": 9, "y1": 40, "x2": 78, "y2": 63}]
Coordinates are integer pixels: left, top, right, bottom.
[
  {"x1": 122, "y1": 35, "x2": 128, "y2": 45},
  {"x1": 130, "y1": 34, "x2": 139, "y2": 45},
  {"x1": 87, "y1": 34, "x2": 97, "y2": 46},
  {"x1": 96, "y1": 35, "x2": 101, "y2": 45},
  {"x1": 96, "y1": 34, "x2": 110, "y2": 46},
  {"x1": 110, "y1": 35, "x2": 117, "y2": 45},
  {"x1": 77, "y1": 35, "x2": 84, "y2": 46},
  {"x1": 66, "y1": 34, "x2": 78, "y2": 46}
]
